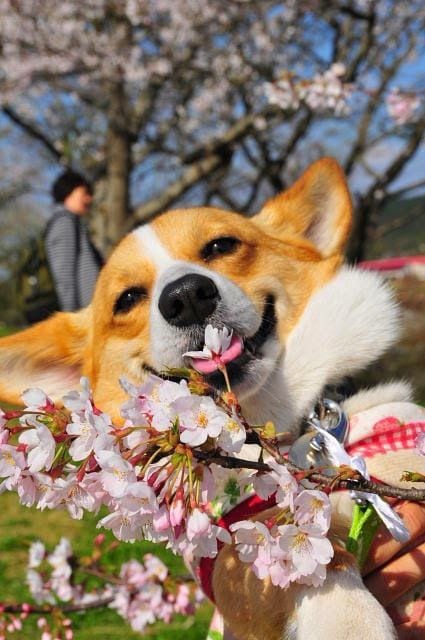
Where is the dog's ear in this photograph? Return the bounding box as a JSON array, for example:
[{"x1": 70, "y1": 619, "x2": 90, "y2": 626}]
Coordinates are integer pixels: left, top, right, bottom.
[
  {"x1": 254, "y1": 157, "x2": 352, "y2": 257},
  {"x1": 0, "y1": 308, "x2": 91, "y2": 405}
]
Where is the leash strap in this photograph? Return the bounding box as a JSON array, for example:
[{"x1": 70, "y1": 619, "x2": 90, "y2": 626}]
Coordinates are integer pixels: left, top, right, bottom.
[{"x1": 198, "y1": 493, "x2": 277, "y2": 603}]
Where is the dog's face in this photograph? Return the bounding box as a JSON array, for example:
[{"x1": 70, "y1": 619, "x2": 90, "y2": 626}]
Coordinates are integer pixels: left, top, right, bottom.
[{"x1": 0, "y1": 158, "x2": 352, "y2": 419}]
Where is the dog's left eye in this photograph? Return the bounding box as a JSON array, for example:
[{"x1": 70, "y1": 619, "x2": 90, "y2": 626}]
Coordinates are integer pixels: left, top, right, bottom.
[
  {"x1": 113, "y1": 287, "x2": 147, "y2": 314},
  {"x1": 200, "y1": 236, "x2": 241, "y2": 261}
]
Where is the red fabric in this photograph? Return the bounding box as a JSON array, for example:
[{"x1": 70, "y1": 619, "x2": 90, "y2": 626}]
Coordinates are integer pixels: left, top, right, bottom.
[
  {"x1": 197, "y1": 493, "x2": 277, "y2": 603},
  {"x1": 359, "y1": 255, "x2": 425, "y2": 271}
]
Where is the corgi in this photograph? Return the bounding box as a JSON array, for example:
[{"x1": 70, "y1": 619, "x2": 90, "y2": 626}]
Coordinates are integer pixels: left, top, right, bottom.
[{"x1": 0, "y1": 157, "x2": 423, "y2": 640}]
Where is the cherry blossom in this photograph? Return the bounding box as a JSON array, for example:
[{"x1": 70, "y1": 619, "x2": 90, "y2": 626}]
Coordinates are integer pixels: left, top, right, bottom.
[
  {"x1": 217, "y1": 409, "x2": 246, "y2": 454},
  {"x1": 149, "y1": 379, "x2": 192, "y2": 432},
  {"x1": 178, "y1": 395, "x2": 227, "y2": 446},
  {"x1": 294, "y1": 490, "x2": 331, "y2": 532},
  {"x1": 252, "y1": 469, "x2": 280, "y2": 500},
  {"x1": 259, "y1": 458, "x2": 300, "y2": 510},
  {"x1": 278, "y1": 523, "x2": 334, "y2": 578},
  {"x1": 186, "y1": 508, "x2": 231, "y2": 558},
  {"x1": 202, "y1": 325, "x2": 233, "y2": 356},
  {"x1": 386, "y1": 88, "x2": 421, "y2": 125},
  {"x1": 66, "y1": 409, "x2": 113, "y2": 461},
  {"x1": 264, "y1": 76, "x2": 300, "y2": 111},
  {"x1": 230, "y1": 516, "x2": 333, "y2": 588},
  {"x1": 62, "y1": 377, "x2": 92, "y2": 413},
  {"x1": 11, "y1": 536, "x2": 202, "y2": 637},
  {"x1": 97, "y1": 509, "x2": 145, "y2": 543},
  {"x1": 17, "y1": 472, "x2": 54, "y2": 508},
  {"x1": 253, "y1": 539, "x2": 293, "y2": 588},
  {"x1": 169, "y1": 486, "x2": 186, "y2": 527},
  {"x1": 230, "y1": 520, "x2": 274, "y2": 564},
  {"x1": 48, "y1": 538, "x2": 73, "y2": 602},
  {"x1": 18, "y1": 424, "x2": 56, "y2": 473},
  {"x1": 26, "y1": 568, "x2": 55, "y2": 605},
  {"x1": 152, "y1": 505, "x2": 172, "y2": 535},
  {"x1": 28, "y1": 541, "x2": 45, "y2": 568},
  {"x1": 95, "y1": 450, "x2": 137, "y2": 498},
  {"x1": 264, "y1": 63, "x2": 353, "y2": 116},
  {"x1": 183, "y1": 324, "x2": 243, "y2": 374},
  {"x1": 21, "y1": 388, "x2": 54, "y2": 412},
  {"x1": 44, "y1": 474, "x2": 97, "y2": 519},
  {"x1": 0, "y1": 444, "x2": 26, "y2": 491}
]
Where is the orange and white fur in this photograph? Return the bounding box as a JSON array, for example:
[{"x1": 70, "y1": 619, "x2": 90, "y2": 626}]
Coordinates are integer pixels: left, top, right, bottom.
[{"x1": 0, "y1": 158, "x2": 422, "y2": 639}]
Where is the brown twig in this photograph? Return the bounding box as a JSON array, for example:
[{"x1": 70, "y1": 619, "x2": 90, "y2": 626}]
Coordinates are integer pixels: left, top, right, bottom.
[
  {"x1": 1, "y1": 596, "x2": 115, "y2": 615},
  {"x1": 260, "y1": 437, "x2": 425, "y2": 501},
  {"x1": 193, "y1": 444, "x2": 425, "y2": 502}
]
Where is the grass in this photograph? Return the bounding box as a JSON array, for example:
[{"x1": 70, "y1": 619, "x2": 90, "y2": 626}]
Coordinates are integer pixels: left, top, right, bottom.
[
  {"x1": 0, "y1": 492, "x2": 213, "y2": 639},
  {"x1": 0, "y1": 325, "x2": 15, "y2": 337}
]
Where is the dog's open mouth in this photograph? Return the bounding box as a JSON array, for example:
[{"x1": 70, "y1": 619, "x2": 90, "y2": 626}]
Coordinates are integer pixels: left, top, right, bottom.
[
  {"x1": 189, "y1": 295, "x2": 277, "y2": 387},
  {"x1": 143, "y1": 296, "x2": 277, "y2": 387}
]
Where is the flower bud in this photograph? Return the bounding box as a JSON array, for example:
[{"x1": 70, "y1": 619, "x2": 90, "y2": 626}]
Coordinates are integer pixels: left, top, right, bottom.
[{"x1": 94, "y1": 534, "x2": 105, "y2": 546}]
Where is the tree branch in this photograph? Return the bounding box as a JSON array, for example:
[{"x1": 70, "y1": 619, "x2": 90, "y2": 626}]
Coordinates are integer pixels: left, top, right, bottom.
[
  {"x1": 2, "y1": 106, "x2": 64, "y2": 161},
  {"x1": 128, "y1": 112, "x2": 264, "y2": 227},
  {"x1": 182, "y1": 113, "x2": 260, "y2": 164},
  {"x1": 372, "y1": 205, "x2": 425, "y2": 240},
  {"x1": 387, "y1": 178, "x2": 425, "y2": 200},
  {"x1": 1, "y1": 596, "x2": 115, "y2": 615},
  {"x1": 128, "y1": 153, "x2": 224, "y2": 229},
  {"x1": 347, "y1": 116, "x2": 425, "y2": 261}
]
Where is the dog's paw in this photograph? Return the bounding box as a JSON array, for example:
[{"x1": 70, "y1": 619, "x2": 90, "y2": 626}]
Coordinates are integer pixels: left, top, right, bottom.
[{"x1": 292, "y1": 567, "x2": 397, "y2": 640}]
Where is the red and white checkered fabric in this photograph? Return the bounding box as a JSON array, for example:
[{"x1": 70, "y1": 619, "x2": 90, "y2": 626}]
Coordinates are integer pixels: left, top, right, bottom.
[{"x1": 346, "y1": 402, "x2": 425, "y2": 458}]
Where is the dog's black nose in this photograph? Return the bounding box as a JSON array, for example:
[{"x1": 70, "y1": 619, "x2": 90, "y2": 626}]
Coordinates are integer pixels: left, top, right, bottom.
[{"x1": 158, "y1": 274, "x2": 220, "y2": 327}]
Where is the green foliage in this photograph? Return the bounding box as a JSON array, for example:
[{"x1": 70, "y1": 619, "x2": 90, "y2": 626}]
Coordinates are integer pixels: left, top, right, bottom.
[{"x1": 366, "y1": 195, "x2": 425, "y2": 259}]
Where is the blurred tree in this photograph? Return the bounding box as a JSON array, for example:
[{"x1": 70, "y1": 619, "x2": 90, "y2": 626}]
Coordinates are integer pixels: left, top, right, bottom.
[
  {"x1": 0, "y1": 199, "x2": 44, "y2": 325},
  {"x1": 0, "y1": 0, "x2": 423, "y2": 259}
]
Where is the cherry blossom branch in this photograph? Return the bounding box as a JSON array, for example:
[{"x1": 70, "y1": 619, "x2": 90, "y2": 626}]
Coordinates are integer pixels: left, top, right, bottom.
[
  {"x1": 193, "y1": 443, "x2": 425, "y2": 501},
  {"x1": 0, "y1": 536, "x2": 202, "y2": 639},
  {"x1": 259, "y1": 437, "x2": 425, "y2": 502},
  {"x1": 194, "y1": 449, "x2": 269, "y2": 472},
  {"x1": 1, "y1": 597, "x2": 115, "y2": 615}
]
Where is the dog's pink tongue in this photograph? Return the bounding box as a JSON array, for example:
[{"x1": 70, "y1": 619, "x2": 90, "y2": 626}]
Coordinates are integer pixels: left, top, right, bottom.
[{"x1": 191, "y1": 334, "x2": 243, "y2": 374}]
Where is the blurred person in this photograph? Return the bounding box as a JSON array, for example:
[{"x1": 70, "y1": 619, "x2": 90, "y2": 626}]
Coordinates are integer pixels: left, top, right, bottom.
[{"x1": 46, "y1": 169, "x2": 103, "y2": 311}]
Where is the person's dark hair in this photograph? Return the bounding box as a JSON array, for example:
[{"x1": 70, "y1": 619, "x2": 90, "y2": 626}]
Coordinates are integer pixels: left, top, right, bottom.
[{"x1": 51, "y1": 170, "x2": 92, "y2": 203}]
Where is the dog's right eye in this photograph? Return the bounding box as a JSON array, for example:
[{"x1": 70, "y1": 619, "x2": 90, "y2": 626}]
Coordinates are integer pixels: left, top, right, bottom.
[
  {"x1": 113, "y1": 287, "x2": 147, "y2": 314},
  {"x1": 200, "y1": 236, "x2": 241, "y2": 261}
]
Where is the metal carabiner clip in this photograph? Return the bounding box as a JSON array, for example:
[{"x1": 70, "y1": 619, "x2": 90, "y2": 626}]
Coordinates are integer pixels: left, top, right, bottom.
[
  {"x1": 288, "y1": 398, "x2": 348, "y2": 470},
  {"x1": 308, "y1": 398, "x2": 348, "y2": 451}
]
